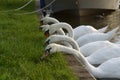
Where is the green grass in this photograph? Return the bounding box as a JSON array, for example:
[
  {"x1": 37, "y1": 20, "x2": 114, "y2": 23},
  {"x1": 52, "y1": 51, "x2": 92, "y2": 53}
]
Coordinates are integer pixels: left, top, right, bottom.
[{"x1": 0, "y1": 0, "x2": 77, "y2": 80}]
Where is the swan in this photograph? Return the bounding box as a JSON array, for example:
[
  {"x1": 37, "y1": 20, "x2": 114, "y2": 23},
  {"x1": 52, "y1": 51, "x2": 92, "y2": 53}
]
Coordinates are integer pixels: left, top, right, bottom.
[
  {"x1": 40, "y1": 17, "x2": 66, "y2": 36},
  {"x1": 45, "y1": 35, "x2": 120, "y2": 57},
  {"x1": 86, "y1": 45, "x2": 120, "y2": 65},
  {"x1": 73, "y1": 25, "x2": 108, "y2": 40},
  {"x1": 42, "y1": 23, "x2": 74, "y2": 38},
  {"x1": 45, "y1": 37, "x2": 120, "y2": 65},
  {"x1": 80, "y1": 41, "x2": 120, "y2": 57},
  {"x1": 41, "y1": 43, "x2": 120, "y2": 78},
  {"x1": 41, "y1": 24, "x2": 66, "y2": 37},
  {"x1": 40, "y1": 17, "x2": 108, "y2": 40},
  {"x1": 76, "y1": 27, "x2": 119, "y2": 47},
  {"x1": 45, "y1": 35, "x2": 80, "y2": 51},
  {"x1": 42, "y1": 23, "x2": 118, "y2": 46}
]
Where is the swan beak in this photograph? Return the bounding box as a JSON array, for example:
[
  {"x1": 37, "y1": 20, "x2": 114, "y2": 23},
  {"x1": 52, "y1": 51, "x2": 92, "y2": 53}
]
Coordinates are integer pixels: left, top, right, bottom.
[
  {"x1": 45, "y1": 40, "x2": 50, "y2": 46},
  {"x1": 44, "y1": 31, "x2": 49, "y2": 37},
  {"x1": 40, "y1": 51, "x2": 49, "y2": 60}
]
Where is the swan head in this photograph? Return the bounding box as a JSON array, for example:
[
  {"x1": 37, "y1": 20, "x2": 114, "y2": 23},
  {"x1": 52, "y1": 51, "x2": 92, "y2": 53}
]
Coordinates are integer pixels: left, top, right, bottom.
[
  {"x1": 44, "y1": 22, "x2": 72, "y2": 37},
  {"x1": 40, "y1": 25, "x2": 50, "y2": 31},
  {"x1": 40, "y1": 16, "x2": 59, "y2": 25},
  {"x1": 40, "y1": 24, "x2": 60, "y2": 37},
  {"x1": 45, "y1": 35, "x2": 61, "y2": 45},
  {"x1": 45, "y1": 35, "x2": 53, "y2": 45},
  {"x1": 44, "y1": 23, "x2": 66, "y2": 37},
  {"x1": 39, "y1": 25, "x2": 51, "y2": 37},
  {"x1": 41, "y1": 43, "x2": 58, "y2": 59}
]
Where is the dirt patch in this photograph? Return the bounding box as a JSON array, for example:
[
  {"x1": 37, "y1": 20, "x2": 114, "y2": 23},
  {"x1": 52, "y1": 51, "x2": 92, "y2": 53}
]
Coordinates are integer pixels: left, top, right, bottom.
[{"x1": 65, "y1": 54, "x2": 96, "y2": 80}]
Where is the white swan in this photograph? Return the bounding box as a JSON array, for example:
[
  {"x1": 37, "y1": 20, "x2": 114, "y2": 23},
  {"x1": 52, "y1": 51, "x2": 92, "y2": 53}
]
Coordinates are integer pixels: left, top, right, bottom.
[
  {"x1": 80, "y1": 41, "x2": 120, "y2": 57},
  {"x1": 41, "y1": 25, "x2": 65, "y2": 37},
  {"x1": 41, "y1": 43, "x2": 120, "y2": 78},
  {"x1": 45, "y1": 35, "x2": 80, "y2": 51},
  {"x1": 45, "y1": 35, "x2": 120, "y2": 57},
  {"x1": 42, "y1": 23, "x2": 74, "y2": 38},
  {"x1": 45, "y1": 36, "x2": 120, "y2": 65},
  {"x1": 76, "y1": 27, "x2": 119, "y2": 47},
  {"x1": 86, "y1": 45, "x2": 120, "y2": 65},
  {"x1": 42, "y1": 23, "x2": 118, "y2": 46},
  {"x1": 73, "y1": 25, "x2": 108, "y2": 40},
  {"x1": 40, "y1": 16, "x2": 108, "y2": 40}
]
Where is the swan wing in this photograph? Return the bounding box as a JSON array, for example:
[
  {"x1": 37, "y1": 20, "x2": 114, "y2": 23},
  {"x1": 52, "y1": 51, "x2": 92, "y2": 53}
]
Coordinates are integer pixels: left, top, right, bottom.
[
  {"x1": 98, "y1": 26, "x2": 108, "y2": 33},
  {"x1": 74, "y1": 25, "x2": 98, "y2": 40},
  {"x1": 97, "y1": 58, "x2": 120, "y2": 78},
  {"x1": 87, "y1": 46, "x2": 120, "y2": 65},
  {"x1": 80, "y1": 41, "x2": 113, "y2": 57},
  {"x1": 76, "y1": 33, "x2": 109, "y2": 47}
]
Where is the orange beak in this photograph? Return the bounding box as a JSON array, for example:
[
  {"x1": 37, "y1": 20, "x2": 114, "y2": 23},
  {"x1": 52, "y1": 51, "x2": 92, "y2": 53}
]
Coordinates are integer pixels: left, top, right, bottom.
[{"x1": 44, "y1": 30, "x2": 49, "y2": 37}]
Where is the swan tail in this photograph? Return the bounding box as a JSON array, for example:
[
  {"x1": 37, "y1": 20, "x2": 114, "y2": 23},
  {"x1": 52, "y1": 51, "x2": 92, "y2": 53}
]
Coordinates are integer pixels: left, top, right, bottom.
[
  {"x1": 111, "y1": 32, "x2": 120, "y2": 42},
  {"x1": 98, "y1": 25, "x2": 108, "y2": 33},
  {"x1": 107, "y1": 27, "x2": 119, "y2": 40}
]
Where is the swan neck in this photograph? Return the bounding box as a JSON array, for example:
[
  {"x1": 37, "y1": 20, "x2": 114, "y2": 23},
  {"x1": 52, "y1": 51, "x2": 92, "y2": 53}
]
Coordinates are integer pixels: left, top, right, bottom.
[
  {"x1": 63, "y1": 36, "x2": 80, "y2": 51},
  {"x1": 58, "y1": 45, "x2": 98, "y2": 77},
  {"x1": 58, "y1": 24, "x2": 74, "y2": 38},
  {"x1": 51, "y1": 35, "x2": 79, "y2": 51},
  {"x1": 57, "y1": 29, "x2": 65, "y2": 35},
  {"x1": 52, "y1": 18, "x2": 59, "y2": 23}
]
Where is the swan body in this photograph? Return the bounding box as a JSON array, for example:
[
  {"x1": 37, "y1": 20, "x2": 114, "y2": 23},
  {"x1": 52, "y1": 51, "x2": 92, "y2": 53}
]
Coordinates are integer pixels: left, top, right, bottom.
[
  {"x1": 76, "y1": 27, "x2": 118, "y2": 47},
  {"x1": 73, "y1": 25, "x2": 108, "y2": 40},
  {"x1": 43, "y1": 43, "x2": 120, "y2": 78},
  {"x1": 80, "y1": 41, "x2": 120, "y2": 57},
  {"x1": 86, "y1": 45, "x2": 120, "y2": 65},
  {"x1": 40, "y1": 17, "x2": 108, "y2": 40}
]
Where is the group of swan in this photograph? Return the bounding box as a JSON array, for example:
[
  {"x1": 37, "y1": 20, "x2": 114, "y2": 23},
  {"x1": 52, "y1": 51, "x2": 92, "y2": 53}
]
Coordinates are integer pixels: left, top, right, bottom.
[
  {"x1": 42, "y1": 43, "x2": 120, "y2": 78},
  {"x1": 41, "y1": 20, "x2": 118, "y2": 47},
  {"x1": 40, "y1": 16, "x2": 120, "y2": 78},
  {"x1": 45, "y1": 35, "x2": 120, "y2": 65},
  {"x1": 40, "y1": 16, "x2": 109, "y2": 40}
]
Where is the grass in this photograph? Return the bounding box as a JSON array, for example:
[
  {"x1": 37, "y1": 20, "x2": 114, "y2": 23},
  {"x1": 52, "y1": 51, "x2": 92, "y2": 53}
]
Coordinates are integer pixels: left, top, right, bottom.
[{"x1": 0, "y1": 0, "x2": 78, "y2": 80}]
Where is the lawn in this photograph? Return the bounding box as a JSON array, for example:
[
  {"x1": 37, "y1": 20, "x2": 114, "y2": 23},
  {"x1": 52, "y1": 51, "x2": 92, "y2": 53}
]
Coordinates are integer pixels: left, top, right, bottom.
[{"x1": 0, "y1": 0, "x2": 77, "y2": 80}]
